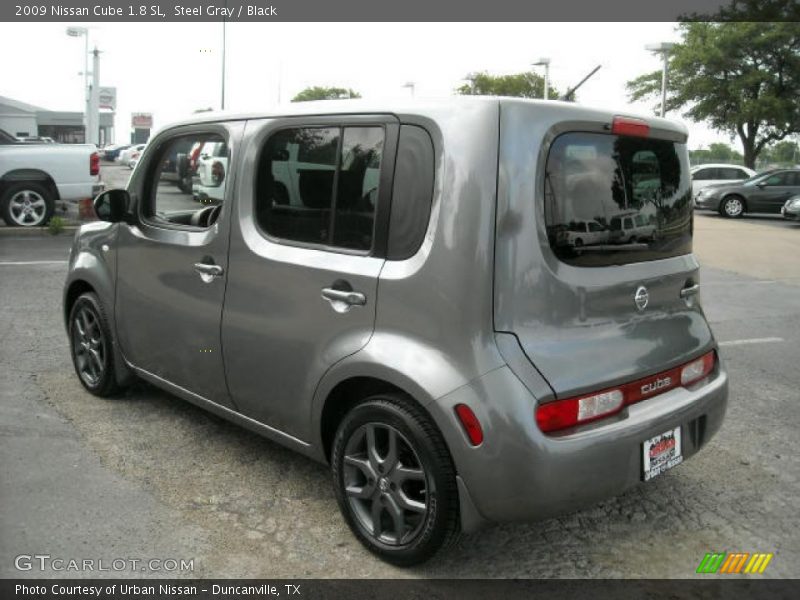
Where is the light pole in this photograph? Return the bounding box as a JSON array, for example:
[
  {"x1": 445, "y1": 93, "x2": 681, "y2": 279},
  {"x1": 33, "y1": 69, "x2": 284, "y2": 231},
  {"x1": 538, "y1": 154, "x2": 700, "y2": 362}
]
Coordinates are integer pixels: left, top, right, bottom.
[
  {"x1": 66, "y1": 27, "x2": 90, "y2": 141},
  {"x1": 645, "y1": 42, "x2": 675, "y2": 118},
  {"x1": 402, "y1": 82, "x2": 415, "y2": 97},
  {"x1": 532, "y1": 58, "x2": 551, "y2": 100}
]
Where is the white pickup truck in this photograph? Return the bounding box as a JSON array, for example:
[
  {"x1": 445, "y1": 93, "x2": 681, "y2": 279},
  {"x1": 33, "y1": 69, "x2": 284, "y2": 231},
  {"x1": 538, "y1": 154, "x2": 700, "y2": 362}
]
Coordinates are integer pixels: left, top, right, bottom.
[{"x1": 0, "y1": 129, "x2": 102, "y2": 226}]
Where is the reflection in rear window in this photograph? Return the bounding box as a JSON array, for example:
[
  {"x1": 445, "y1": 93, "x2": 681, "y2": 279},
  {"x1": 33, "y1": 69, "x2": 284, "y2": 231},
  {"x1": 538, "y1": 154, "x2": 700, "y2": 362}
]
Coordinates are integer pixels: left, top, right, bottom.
[{"x1": 544, "y1": 132, "x2": 693, "y2": 266}]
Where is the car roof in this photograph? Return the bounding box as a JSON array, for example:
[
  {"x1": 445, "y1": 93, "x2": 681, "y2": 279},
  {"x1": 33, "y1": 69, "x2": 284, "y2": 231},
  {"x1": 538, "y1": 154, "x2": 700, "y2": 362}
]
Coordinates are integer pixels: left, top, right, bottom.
[
  {"x1": 690, "y1": 163, "x2": 754, "y2": 170},
  {"x1": 158, "y1": 96, "x2": 689, "y2": 138}
]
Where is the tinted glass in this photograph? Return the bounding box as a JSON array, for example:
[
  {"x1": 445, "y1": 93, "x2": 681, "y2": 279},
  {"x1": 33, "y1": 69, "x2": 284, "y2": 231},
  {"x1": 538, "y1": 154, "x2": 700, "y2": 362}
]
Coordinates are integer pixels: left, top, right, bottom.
[
  {"x1": 387, "y1": 125, "x2": 435, "y2": 260},
  {"x1": 148, "y1": 133, "x2": 227, "y2": 227},
  {"x1": 331, "y1": 127, "x2": 383, "y2": 250},
  {"x1": 764, "y1": 172, "x2": 790, "y2": 186},
  {"x1": 545, "y1": 132, "x2": 692, "y2": 266},
  {"x1": 257, "y1": 127, "x2": 338, "y2": 245},
  {"x1": 718, "y1": 167, "x2": 744, "y2": 180},
  {"x1": 692, "y1": 168, "x2": 714, "y2": 181},
  {"x1": 256, "y1": 126, "x2": 384, "y2": 251}
]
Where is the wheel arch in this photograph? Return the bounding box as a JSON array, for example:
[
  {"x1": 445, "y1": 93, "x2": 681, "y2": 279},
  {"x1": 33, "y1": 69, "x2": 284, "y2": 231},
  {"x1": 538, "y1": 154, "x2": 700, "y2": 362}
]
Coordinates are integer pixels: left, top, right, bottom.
[
  {"x1": 0, "y1": 169, "x2": 60, "y2": 201},
  {"x1": 64, "y1": 279, "x2": 96, "y2": 328}
]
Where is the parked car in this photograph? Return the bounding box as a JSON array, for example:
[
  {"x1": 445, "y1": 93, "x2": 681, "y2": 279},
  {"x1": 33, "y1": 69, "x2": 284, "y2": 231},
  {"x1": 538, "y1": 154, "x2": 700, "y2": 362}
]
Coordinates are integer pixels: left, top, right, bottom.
[
  {"x1": 0, "y1": 129, "x2": 102, "y2": 226},
  {"x1": 64, "y1": 99, "x2": 727, "y2": 565},
  {"x1": 695, "y1": 169, "x2": 800, "y2": 217},
  {"x1": 117, "y1": 144, "x2": 146, "y2": 166},
  {"x1": 782, "y1": 195, "x2": 800, "y2": 222},
  {"x1": 101, "y1": 144, "x2": 131, "y2": 162},
  {"x1": 556, "y1": 220, "x2": 609, "y2": 248},
  {"x1": 192, "y1": 140, "x2": 228, "y2": 203},
  {"x1": 690, "y1": 163, "x2": 756, "y2": 198},
  {"x1": 609, "y1": 212, "x2": 657, "y2": 244}
]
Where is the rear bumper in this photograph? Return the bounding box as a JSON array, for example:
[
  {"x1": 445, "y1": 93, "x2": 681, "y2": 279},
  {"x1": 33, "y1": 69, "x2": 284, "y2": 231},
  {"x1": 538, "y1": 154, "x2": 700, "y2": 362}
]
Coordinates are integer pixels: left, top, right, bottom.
[{"x1": 430, "y1": 360, "x2": 727, "y2": 525}]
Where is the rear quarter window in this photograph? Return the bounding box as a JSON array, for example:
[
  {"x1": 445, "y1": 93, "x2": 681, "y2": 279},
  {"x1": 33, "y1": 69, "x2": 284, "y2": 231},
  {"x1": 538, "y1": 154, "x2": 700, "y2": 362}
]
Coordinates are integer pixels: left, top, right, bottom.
[{"x1": 544, "y1": 131, "x2": 693, "y2": 267}]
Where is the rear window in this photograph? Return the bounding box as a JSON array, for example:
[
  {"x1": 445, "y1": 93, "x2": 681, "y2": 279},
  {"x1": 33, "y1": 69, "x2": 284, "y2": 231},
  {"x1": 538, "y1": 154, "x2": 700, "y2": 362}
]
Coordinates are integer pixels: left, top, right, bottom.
[{"x1": 544, "y1": 132, "x2": 692, "y2": 267}]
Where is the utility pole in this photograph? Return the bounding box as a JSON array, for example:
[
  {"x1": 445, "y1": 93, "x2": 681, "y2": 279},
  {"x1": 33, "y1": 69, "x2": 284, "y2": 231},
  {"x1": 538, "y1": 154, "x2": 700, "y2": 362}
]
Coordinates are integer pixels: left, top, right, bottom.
[
  {"x1": 645, "y1": 43, "x2": 675, "y2": 118},
  {"x1": 89, "y1": 46, "x2": 100, "y2": 145},
  {"x1": 532, "y1": 58, "x2": 551, "y2": 100}
]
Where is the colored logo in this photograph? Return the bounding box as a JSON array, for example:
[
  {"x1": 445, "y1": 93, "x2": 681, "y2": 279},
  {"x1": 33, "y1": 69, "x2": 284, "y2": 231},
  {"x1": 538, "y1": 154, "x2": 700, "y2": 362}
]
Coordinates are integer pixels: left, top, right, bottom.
[{"x1": 696, "y1": 552, "x2": 773, "y2": 574}]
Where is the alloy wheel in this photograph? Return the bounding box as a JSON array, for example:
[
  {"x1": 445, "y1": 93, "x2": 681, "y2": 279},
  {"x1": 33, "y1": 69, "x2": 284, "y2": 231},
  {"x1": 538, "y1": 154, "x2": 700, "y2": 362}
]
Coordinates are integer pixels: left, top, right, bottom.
[
  {"x1": 342, "y1": 423, "x2": 430, "y2": 546},
  {"x1": 8, "y1": 190, "x2": 47, "y2": 226},
  {"x1": 724, "y1": 197, "x2": 744, "y2": 217},
  {"x1": 71, "y1": 305, "x2": 107, "y2": 387}
]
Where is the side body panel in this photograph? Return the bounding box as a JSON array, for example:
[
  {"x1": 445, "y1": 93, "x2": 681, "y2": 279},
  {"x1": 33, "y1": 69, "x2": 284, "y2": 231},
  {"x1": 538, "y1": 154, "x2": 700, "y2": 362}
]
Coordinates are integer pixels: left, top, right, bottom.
[
  {"x1": 0, "y1": 144, "x2": 96, "y2": 200},
  {"x1": 310, "y1": 105, "x2": 506, "y2": 455},
  {"x1": 114, "y1": 122, "x2": 245, "y2": 409},
  {"x1": 221, "y1": 116, "x2": 394, "y2": 441}
]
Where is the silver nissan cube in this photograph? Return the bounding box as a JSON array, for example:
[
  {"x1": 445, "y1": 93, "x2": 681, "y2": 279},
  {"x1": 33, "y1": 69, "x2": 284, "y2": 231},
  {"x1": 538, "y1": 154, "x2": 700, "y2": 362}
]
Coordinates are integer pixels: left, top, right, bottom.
[{"x1": 64, "y1": 98, "x2": 728, "y2": 565}]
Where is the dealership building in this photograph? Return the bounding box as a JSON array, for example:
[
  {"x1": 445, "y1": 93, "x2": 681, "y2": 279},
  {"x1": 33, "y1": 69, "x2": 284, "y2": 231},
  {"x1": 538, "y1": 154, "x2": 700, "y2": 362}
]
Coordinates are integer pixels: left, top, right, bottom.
[{"x1": 0, "y1": 95, "x2": 115, "y2": 143}]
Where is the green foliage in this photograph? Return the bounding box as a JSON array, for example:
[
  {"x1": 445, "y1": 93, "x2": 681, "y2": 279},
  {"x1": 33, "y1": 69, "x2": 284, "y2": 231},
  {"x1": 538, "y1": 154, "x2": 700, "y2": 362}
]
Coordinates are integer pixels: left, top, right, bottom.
[
  {"x1": 681, "y1": 0, "x2": 800, "y2": 21},
  {"x1": 762, "y1": 139, "x2": 800, "y2": 165},
  {"x1": 291, "y1": 87, "x2": 361, "y2": 102},
  {"x1": 456, "y1": 71, "x2": 561, "y2": 100},
  {"x1": 689, "y1": 142, "x2": 744, "y2": 165},
  {"x1": 627, "y1": 21, "x2": 800, "y2": 168},
  {"x1": 47, "y1": 216, "x2": 65, "y2": 235}
]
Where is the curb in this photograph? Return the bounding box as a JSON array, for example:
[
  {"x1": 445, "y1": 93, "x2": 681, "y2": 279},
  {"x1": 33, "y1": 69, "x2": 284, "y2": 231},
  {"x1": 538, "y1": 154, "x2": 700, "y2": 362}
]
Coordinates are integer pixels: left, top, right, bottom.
[{"x1": 0, "y1": 225, "x2": 81, "y2": 237}]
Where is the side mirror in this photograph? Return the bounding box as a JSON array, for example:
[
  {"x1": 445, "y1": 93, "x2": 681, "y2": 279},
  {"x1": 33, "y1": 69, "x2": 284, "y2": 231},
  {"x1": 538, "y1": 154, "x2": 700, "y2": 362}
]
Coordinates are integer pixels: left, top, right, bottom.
[
  {"x1": 756, "y1": 181, "x2": 767, "y2": 188},
  {"x1": 93, "y1": 189, "x2": 132, "y2": 223}
]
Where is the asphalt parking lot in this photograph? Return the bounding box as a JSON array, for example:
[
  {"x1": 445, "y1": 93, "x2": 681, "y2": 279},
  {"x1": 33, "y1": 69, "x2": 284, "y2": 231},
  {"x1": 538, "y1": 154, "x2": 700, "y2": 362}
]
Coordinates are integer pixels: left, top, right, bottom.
[{"x1": 0, "y1": 191, "x2": 798, "y2": 578}]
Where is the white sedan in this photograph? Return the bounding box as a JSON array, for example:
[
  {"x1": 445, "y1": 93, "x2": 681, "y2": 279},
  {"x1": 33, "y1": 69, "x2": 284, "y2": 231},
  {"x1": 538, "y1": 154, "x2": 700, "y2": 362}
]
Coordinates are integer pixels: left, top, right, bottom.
[{"x1": 690, "y1": 163, "x2": 756, "y2": 198}]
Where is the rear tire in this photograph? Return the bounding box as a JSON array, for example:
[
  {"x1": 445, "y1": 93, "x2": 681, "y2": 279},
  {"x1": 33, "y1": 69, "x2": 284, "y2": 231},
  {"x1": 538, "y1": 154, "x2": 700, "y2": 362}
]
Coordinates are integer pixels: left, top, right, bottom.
[
  {"x1": 68, "y1": 292, "x2": 124, "y2": 397},
  {"x1": 0, "y1": 181, "x2": 55, "y2": 227},
  {"x1": 720, "y1": 195, "x2": 745, "y2": 218},
  {"x1": 331, "y1": 393, "x2": 460, "y2": 566}
]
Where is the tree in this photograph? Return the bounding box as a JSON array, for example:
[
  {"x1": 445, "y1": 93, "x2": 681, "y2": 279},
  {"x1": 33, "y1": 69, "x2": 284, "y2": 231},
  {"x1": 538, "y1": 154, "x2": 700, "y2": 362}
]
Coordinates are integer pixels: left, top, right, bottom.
[
  {"x1": 627, "y1": 22, "x2": 800, "y2": 168},
  {"x1": 762, "y1": 139, "x2": 800, "y2": 165},
  {"x1": 689, "y1": 142, "x2": 744, "y2": 165},
  {"x1": 291, "y1": 87, "x2": 361, "y2": 102},
  {"x1": 456, "y1": 71, "x2": 560, "y2": 100}
]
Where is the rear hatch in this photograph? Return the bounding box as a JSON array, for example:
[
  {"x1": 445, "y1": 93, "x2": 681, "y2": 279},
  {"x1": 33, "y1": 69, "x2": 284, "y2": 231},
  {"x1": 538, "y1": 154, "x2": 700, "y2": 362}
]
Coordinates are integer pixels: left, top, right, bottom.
[{"x1": 495, "y1": 103, "x2": 714, "y2": 400}]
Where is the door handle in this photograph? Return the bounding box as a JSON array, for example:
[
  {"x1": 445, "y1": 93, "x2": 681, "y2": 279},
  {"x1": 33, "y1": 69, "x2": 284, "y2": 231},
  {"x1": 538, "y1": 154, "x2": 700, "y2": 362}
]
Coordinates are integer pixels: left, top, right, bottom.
[
  {"x1": 321, "y1": 287, "x2": 366, "y2": 313},
  {"x1": 193, "y1": 262, "x2": 224, "y2": 283},
  {"x1": 680, "y1": 283, "x2": 700, "y2": 299}
]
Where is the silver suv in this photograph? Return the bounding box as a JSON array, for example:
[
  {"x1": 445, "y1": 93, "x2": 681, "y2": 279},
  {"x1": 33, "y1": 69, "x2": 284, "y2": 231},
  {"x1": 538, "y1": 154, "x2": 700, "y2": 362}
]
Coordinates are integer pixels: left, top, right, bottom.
[{"x1": 63, "y1": 99, "x2": 728, "y2": 565}]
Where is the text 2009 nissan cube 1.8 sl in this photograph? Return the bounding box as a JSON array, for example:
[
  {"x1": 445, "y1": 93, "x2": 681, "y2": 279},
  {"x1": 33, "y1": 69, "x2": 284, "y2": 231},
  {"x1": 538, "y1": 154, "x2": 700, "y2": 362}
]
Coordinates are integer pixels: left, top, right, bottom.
[{"x1": 64, "y1": 98, "x2": 728, "y2": 565}]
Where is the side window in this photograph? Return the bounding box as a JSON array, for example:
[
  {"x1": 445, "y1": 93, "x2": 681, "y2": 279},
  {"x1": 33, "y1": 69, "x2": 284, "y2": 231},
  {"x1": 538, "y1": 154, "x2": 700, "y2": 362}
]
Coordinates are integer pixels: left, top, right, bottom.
[
  {"x1": 692, "y1": 168, "x2": 713, "y2": 181},
  {"x1": 256, "y1": 126, "x2": 384, "y2": 251},
  {"x1": 387, "y1": 125, "x2": 435, "y2": 260},
  {"x1": 718, "y1": 168, "x2": 742, "y2": 180},
  {"x1": 148, "y1": 133, "x2": 227, "y2": 227},
  {"x1": 763, "y1": 173, "x2": 787, "y2": 186}
]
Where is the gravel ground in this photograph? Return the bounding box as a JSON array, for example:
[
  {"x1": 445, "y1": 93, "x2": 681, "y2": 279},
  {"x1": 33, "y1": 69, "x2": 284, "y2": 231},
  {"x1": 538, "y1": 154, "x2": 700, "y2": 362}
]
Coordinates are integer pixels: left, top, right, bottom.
[{"x1": 0, "y1": 214, "x2": 798, "y2": 579}]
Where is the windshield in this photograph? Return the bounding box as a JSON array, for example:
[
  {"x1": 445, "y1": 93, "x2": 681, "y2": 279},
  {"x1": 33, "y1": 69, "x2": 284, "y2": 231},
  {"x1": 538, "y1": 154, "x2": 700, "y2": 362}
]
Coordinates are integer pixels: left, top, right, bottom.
[{"x1": 545, "y1": 132, "x2": 693, "y2": 267}]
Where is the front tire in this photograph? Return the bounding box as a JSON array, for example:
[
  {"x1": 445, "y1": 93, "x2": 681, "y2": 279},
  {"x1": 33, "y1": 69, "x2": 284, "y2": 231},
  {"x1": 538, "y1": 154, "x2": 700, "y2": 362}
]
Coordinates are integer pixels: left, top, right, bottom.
[
  {"x1": 68, "y1": 292, "x2": 123, "y2": 397},
  {"x1": 1, "y1": 181, "x2": 55, "y2": 227},
  {"x1": 720, "y1": 195, "x2": 745, "y2": 218},
  {"x1": 331, "y1": 394, "x2": 460, "y2": 566}
]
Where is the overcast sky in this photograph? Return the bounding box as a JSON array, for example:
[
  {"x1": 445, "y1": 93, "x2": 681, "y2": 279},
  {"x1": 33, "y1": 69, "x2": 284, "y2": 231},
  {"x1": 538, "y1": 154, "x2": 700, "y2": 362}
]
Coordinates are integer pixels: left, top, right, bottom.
[{"x1": 1, "y1": 22, "x2": 737, "y2": 150}]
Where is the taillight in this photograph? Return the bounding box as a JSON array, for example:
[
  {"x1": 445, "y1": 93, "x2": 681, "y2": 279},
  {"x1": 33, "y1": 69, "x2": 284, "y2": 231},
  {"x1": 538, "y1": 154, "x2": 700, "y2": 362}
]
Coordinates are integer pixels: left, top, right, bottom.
[
  {"x1": 536, "y1": 351, "x2": 716, "y2": 434},
  {"x1": 90, "y1": 152, "x2": 99, "y2": 176},
  {"x1": 211, "y1": 161, "x2": 225, "y2": 186},
  {"x1": 454, "y1": 404, "x2": 483, "y2": 446},
  {"x1": 680, "y1": 352, "x2": 715, "y2": 386},
  {"x1": 611, "y1": 116, "x2": 650, "y2": 138}
]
